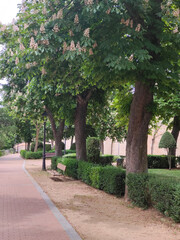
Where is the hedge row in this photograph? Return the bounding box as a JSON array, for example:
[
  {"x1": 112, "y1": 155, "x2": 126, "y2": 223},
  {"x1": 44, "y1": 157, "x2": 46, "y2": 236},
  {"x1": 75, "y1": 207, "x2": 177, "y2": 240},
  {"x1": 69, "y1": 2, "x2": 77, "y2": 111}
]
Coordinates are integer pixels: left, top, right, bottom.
[
  {"x1": 20, "y1": 150, "x2": 43, "y2": 159},
  {"x1": 147, "y1": 155, "x2": 177, "y2": 169},
  {"x1": 127, "y1": 173, "x2": 180, "y2": 222},
  {"x1": 52, "y1": 157, "x2": 125, "y2": 196}
]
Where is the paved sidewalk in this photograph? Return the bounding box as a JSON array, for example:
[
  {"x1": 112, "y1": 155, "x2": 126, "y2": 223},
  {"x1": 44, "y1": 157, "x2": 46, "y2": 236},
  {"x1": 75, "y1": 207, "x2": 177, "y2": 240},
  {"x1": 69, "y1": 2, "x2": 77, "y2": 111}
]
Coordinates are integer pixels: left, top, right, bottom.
[{"x1": 0, "y1": 154, "x2": 81, "y2": 240}]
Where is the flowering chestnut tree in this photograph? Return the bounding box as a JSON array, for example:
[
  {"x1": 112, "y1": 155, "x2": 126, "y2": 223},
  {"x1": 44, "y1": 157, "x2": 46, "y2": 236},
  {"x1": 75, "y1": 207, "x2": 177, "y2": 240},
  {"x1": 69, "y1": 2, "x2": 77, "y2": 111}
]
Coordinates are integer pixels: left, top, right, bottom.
[{"x1": 0, "y1": 0, "x2": 179, "y2": 196}]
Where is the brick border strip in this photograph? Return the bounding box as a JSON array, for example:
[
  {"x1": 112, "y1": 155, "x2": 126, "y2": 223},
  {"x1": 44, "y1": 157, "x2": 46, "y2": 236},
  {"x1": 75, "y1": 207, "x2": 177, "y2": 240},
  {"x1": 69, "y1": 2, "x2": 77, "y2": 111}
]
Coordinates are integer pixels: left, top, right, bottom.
[{"x1": 23, "y1": 161, "x2": 82, "y2": 240}]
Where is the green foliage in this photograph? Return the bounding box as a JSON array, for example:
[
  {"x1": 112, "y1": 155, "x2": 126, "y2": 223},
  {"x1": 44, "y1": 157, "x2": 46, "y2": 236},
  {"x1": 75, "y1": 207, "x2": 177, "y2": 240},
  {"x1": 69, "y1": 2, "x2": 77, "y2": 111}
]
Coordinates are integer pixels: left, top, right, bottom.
[
  {"x1": 21, "y1": 150, "x2": 43, "y2": 159},
  {"x1": 98, "y1": 166, "x2": 125, "y2": 196},
  {"x1": 45, "y1": 144, "x2": 51, "y2": 152},
  {"x1": 70, "y1": 143, "x2": 76, "y2": 150},
  {"x1": 149, "y1": 176, "x2": 180, "y2": 222},
  {"x1": 159, "y1": 132, "x2": 176, "y2": 149},
  {"x1": 127, "y1": 173, "x2": 150, "y2": 209},
  {"x1": 77, "y1": 161, "x2": 94, "y2": 185},
  {"x1": 63, "y1": 149, "x2": 76, "y2": 154},
  {"x1": 30, "y1": 141, "x2": 43, "y2": 152},
  {"x1": 0, "y1": 150, "x2": 3, "y2": 157},
  {"x1": 90, "y1": 166, "x2": 103, "y2": 189},
  {"x1": 20, "y1": 150, "x2": 26, "y2": 158},
  {"x1": 63, "y1": 153, "x2": 76, "y2": 159},
  {"x1": 51, "y1": 156, "x2": 58, "y2": 170},
  {"x1": 58, "y1": 158, "x2": 78, "y2": 179},
  {"x1": 148, "y1": 155, "x2": 176, "y2": 169},
  {"x1": 86, "y1": 137, "x2": 100, "y2": 163},
  {"x1": 99, "y1": 155, "x2": 114, "y2": 166}
]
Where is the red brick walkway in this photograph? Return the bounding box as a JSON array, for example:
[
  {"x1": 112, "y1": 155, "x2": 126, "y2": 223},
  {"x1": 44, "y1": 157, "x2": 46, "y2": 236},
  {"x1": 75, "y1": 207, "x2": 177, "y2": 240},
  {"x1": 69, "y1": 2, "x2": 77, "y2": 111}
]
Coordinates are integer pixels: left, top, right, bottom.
[{"x1": 0, "y1": 154, "x2": 81, "y2": 240}]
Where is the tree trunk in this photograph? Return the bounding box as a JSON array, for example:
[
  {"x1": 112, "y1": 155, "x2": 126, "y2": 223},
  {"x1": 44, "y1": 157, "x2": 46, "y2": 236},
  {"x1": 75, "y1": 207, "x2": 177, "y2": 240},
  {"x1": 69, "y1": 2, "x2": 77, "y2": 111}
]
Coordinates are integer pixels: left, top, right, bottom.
[
  {"x1": 75, "y1": 98, "x2": 88, "y2": 161},
  {"x1": 27, "y1": 142, "x2": 30, "y2": 151},
  {"x1": 45, "y1": 106, "x2": 65, "y2": 157},
  {"x1": 100, "y1": 140, "x2": 104, "y2": 154},
  {"x1": 34, "y1": 123, "x2": 41, "y2": 152},
  {"x1": 125, "y1": 81, "x2": 154, "y2": 198},
  {"x1": 169, "y1": 116, "x2": 180, "y2": 156},
  {"x1": 71, "y1": 136, "x2": 74, "y2": 148}
]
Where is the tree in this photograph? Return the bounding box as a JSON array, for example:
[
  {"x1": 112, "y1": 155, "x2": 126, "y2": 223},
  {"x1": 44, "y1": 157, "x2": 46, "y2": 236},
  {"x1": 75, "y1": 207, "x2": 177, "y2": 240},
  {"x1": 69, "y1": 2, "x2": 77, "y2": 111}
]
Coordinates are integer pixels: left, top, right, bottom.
[{"x1": 159, "y1": 131, "x2": 176, "y2": 170}]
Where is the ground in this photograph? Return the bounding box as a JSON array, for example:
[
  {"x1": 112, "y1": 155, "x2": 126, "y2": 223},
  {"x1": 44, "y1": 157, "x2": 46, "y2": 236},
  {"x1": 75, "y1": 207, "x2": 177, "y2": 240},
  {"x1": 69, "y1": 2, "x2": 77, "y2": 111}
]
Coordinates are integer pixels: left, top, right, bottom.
[{"x1": 25, "y1": 159, "x2": 180, "y2": 240}]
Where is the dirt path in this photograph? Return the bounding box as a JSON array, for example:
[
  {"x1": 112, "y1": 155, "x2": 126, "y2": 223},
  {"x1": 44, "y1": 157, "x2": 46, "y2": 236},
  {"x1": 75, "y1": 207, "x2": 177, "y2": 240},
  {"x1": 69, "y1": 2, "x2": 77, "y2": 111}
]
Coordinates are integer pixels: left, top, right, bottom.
[{"x1": 25, "y1": 159, "x2": 180, "y2": 240}]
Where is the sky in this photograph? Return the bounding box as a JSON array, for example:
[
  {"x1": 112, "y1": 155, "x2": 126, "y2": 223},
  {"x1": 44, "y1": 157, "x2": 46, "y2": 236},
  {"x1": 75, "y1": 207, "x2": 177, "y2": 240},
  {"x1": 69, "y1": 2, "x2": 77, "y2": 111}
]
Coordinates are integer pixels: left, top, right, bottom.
[
  {"x1": 0, "y1": 0, "x2": 22, "y2": 87},
  {"x1": 0, "y1": 0, "x2": 22, "y2": 25}
]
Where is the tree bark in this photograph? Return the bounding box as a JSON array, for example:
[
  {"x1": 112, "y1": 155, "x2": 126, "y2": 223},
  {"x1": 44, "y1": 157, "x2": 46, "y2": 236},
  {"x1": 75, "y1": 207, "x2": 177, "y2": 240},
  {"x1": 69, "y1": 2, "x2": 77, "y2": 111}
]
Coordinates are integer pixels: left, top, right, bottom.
[
  {"x1": 75, "y1": 91, "x2": 92, "y2": 161},
  {"x1": 45, "y1": 106, "x2": 65, "y2": 157},
  {"x1": 169, "y1": 116, "x2": 180, "y2": 156},
  {"x1": 34, "y1": 123, "x2": 42, "y2": 152},
  {"x1": 100, "y1": 140, "x2": 104, "y2": 154},
  {"x1": 125, "y1": 81, "x2": 154, "y2": 198}
]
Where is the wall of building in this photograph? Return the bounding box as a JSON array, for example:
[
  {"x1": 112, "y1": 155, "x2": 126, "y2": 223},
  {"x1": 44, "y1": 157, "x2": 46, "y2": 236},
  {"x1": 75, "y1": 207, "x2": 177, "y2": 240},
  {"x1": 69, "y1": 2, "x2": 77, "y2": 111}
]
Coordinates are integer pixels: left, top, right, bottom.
[{"x1": 103, "y1": 125, "x2": 180, "y2": 156}]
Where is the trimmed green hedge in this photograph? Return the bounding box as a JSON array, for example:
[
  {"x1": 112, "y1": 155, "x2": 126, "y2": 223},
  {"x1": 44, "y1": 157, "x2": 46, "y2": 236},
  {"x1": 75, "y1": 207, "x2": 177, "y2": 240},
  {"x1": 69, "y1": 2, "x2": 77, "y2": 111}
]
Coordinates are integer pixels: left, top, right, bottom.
[
  {"x1": 99, "y1": 155, "x2": 114, "y2": 166},
  {"x1": 127, "y1": 173, "x2": 180, "y2": 222},
  {"x1": 20, "y1": 150, "x2": 27, "y2": 158},
  {"x1": 78, "y1": 161, "x2": 94, "y2": 185},
  {"x1": 63, "y1": 153, "x2": 76, "y2": 159},
  {"x1": 20, "y1": 150, "x2": 43, "y2": 159},
  {"x1": 148, "y1": 155, "x2": 176, "y2": 169},
  {"x1": 149, "y1": 175, "x2": 180, "y2": 222},
  {"x1": 58, "y1": 158, "x2": 78, "y2": 179},
  {"x1": 126, "y1": 173, "x2": 150, "y2": 209}
]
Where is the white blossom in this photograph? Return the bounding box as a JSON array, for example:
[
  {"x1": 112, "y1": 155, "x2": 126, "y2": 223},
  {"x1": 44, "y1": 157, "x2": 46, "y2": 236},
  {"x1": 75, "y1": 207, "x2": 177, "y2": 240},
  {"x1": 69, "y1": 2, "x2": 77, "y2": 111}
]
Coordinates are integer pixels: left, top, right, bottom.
[
  {"x1": 13, "y1": 25, "x2": 19, "y2": 32},
  {"x1": 40, "y1": 23, "x2": 45, "y2": 33},
  {"x1": 89, "y1": 48, "x2": 93, "y2": 55},
  {"x1": 70, "y1": 41, "x2": 76, "y2": 51},
  {"x1": 15, "y1": 57, "x2": 19, "y2": 65},
  {"x1": 42, "y1": 67, "x2": 47, "y2": 75},
  {"x1": 57, "y1": 9, "x2": 63, "y2": 19},
  {"x1": 53, "y1": 24, "x2": 59, "y2": 32},
  {"x1": 0, "y1": 25, "x2": 6, "y2": 31},
  {"x1": 84, "y1": 28, "x2": 90, "y2": 37},
  {"x1": 20, "y1": 43, "x2": 25, "y2": 51},
  {"x1": 135, "y1": 24, "x2": 141, "y2": 32},
  {"x1": 128, "y1": 54, "x2": 134, "y2": 62},
  {"x1": 74, "y1": 14, "x2": 79, "y2": 24},
  {"x1": 84, "y1": 0, "x2": 94, "y2": 5},
  {"x1": 63, "y1": 42, "x2": 67, "y2": 54}
]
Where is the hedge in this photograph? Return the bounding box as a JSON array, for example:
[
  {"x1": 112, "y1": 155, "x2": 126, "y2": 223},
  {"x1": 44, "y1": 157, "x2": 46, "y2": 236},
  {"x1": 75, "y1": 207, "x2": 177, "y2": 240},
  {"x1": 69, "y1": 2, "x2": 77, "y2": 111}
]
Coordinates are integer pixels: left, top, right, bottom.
[
  {"x1": 58, "y1": 157, "x2": 78, "y2": 179},
  {"x1": 86, "y1": 137, "x2": 100, "y2": 163},
  {"x1": 126, "y1": 173, "x2": 150, "y2": 209},
  {"x1": 63, "y1": 153, "x2": 76, "y2": 159},
  {"x1": 20, "y1": 150, "x2": 27, "y2": 158},
  {"x1": 127, "y1": 173, "x2": 180, "y2": 222},
  {"x1": 99, "y1": 155, "x2": 114, "y2": 166},
  {"x1": 148, "y1": 155, "x2": 176, "y2": 169},
  {"x1": 77, "y1": 161, "x2": 94, "y2": 185},
  {"x1": 20, "y1": 150, "x2": 43, "y2": 159},
  {"x1": 149, "y1": 175, "x2": 180, "y2": 222}
]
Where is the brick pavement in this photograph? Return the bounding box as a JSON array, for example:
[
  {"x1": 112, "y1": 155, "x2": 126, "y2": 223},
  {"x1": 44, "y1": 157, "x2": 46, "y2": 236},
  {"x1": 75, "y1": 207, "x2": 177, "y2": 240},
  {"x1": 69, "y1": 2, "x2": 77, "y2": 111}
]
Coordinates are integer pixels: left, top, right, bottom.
[{"x1": 0, "y1": 154, "x2": 81, "y2": 240}]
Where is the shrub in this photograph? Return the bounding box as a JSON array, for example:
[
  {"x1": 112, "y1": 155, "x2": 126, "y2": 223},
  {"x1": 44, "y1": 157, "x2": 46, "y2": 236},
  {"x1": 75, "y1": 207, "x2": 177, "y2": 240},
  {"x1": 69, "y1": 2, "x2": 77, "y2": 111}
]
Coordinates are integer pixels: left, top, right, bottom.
[
  {"x1": 30, "y1": 141, "x2": 43, "y2": 152},
  {"x1": 58, "y1": 158, "x2": 78, "y2": 179},
  {"x1": 77, "y1": 161, "x2": 94, "y2": 185},
  {"x1": 45, "y1": 144, "x2": 51, "y2": 152},
  {"x1": 90, "y1": 166, "x2": 103, "y2": 189},
  {"x1": 63, "y1": 153, "x2": 76, "y2": 159},
  {"x1": 148, "y1": 155, "x2": 176, "y2": 169},
  {"x1": 0, "y1": 150, "x2": 3, "y2": 157},
  {"x1": 149, "y1": 175, "x2": 180, "y2": 222},
  {"x1": 25, "y1": 151, "x2": 43, "y2": 159},
  {"x1": 127, "y1": 173, "x2": 149, "y2": 209},
  {"x1": 70, "y1": 142, "x2": 76, "y2": 150},
  {"x1": 99, "y1": 166, "x2": 125, "y2": 196},
  {"x1": 51, "y1": 156, "x2": 58, "y2": 170},
  {"x1": 99, "y1": 155, "x2": 114, "y2": 165},
  {"x1": 86, "y1": 137, "x2": 100, "y2": 163},
  {"x1": 63, "y1": 149, "x2": 76, "y2": 154},
  {"x1": 20, "y1": 150, "x2": 27, "y2": 158}
]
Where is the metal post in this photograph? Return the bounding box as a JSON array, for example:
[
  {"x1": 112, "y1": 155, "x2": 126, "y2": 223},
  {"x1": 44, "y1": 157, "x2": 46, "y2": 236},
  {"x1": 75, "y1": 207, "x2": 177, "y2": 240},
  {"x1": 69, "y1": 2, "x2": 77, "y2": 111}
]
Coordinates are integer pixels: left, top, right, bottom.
[{"x1": 42, "y1": 120, "x2": 46, "y2": 171}]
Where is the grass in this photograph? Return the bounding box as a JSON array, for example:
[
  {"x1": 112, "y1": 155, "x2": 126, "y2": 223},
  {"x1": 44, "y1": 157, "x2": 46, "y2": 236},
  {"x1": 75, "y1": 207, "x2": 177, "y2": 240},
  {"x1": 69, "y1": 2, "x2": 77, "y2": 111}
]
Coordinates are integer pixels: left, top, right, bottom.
[{"x1": 148, "y1": 169, "x2": 180, "y2": 180}]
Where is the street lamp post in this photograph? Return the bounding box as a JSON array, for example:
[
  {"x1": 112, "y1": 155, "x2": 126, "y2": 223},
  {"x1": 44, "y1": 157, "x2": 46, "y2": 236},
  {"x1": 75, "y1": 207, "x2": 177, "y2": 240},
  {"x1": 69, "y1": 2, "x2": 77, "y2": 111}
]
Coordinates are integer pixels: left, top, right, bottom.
[{"x1": 42, "y1": 111, "x2": 47, "y2": 171}]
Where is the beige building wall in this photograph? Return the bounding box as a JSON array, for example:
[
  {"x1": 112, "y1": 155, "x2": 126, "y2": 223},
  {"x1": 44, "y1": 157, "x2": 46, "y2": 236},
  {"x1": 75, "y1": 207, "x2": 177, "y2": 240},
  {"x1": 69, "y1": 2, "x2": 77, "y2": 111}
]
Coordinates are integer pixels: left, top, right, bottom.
[{"x1": 103, "y1": 125, "x2": 180, "y2": 156}]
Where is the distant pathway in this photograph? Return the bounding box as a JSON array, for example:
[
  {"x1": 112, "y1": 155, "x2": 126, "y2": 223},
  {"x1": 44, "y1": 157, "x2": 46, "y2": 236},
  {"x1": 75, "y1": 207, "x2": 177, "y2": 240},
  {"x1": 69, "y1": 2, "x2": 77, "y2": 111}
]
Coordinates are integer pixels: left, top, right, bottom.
[{"x1": 0, "y1": 154, "x2": 81, "y2": 240}]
